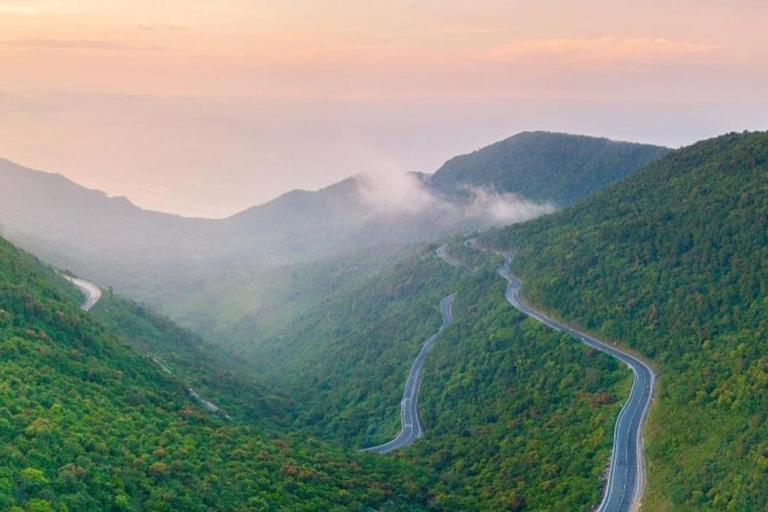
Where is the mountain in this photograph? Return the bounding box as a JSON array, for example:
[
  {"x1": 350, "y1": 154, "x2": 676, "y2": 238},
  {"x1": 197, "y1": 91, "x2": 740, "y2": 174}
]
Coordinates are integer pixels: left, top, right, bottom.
[
  {"x1": 0, "y1": 213, "x2": 637, "y2": 511},
  {"x1": 481, "y1": 130, "x2": 768, "y2": 510},
  {"x1": 231, "y1": 237, "x2": 632, "y2": 510},
  {"x1": 0, "y1": 133, "x2": 668, "y2": 298},
  {"x1": 428, "y1": 131, "x2": 670, "y2": 206},
  {"x1": 0, "y1": 233, "x2": 442, "y2": 510},
  {"x1": 0, "y1": 132, "x2": 670, "y2": 381},
  {"x1": 0, "y1": 158, "x2": 216, "y2": 298}
]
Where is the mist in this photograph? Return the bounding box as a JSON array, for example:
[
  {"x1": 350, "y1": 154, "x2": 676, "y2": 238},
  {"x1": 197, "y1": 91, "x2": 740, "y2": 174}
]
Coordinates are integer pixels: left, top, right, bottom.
[{"x1": 356, "y1": 170, "x2": 555, "y2": 227}]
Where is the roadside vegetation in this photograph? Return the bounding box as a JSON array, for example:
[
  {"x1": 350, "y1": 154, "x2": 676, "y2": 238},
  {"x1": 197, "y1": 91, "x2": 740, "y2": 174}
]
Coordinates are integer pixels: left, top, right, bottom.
[
  {"x1": 416, "y1": 256, "x2": 630, "y2": 510},
  {"x1": 0, "y1": 236, "x2": 435, "y2": 511},
  {"x1": 483, "y1": 131, "x2": 768, "y2": 510}
]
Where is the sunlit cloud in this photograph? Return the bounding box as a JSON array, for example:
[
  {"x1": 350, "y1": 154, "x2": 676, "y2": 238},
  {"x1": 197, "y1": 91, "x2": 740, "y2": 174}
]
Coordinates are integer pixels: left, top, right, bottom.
[
  {"x1": 0, "y1": 0, "x2": 765, "y2": 216},
  {"x1": 0, "y1": 3, "x2": 42, "y2": 15},
  {"x1": 136, "y1": 24, "x2": 190, "y2": 32},
  {"x1": 2, "y1": 38, "x2": 165, "y2": 51},
  {"x1": 482, "y1": 37, "x2": 722, "y2": 64}
]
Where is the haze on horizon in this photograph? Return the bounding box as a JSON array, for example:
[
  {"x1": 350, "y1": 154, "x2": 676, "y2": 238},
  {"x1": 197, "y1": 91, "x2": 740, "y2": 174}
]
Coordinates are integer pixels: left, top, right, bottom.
[{"x1": 1, "y1": 0, "x2": 767, "y2": 217}]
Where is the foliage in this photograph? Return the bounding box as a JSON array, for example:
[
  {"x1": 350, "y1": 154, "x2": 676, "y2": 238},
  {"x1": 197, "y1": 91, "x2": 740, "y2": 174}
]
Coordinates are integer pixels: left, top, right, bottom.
[
  {"x1": 429, "y1": 131, "x2": 669, "y2": 206},
  {"x1": 415, "y1": 259, "x2": 630, "y2": 511},
  {"x1": 156, "y1": 244, "x2": 406, "y2": 359},
  {"x1": 482, "y1": 131, "x2": 768, "y2": 510},
  {"x1": 259, "y1": 240, "x2": 631, "y2": 510},
  {"x1": 260, "y1": 245, "x2": 463, "y2": 446},
  {"x1": 0, "y1": 236, "x2": 437, "y2": 511}
]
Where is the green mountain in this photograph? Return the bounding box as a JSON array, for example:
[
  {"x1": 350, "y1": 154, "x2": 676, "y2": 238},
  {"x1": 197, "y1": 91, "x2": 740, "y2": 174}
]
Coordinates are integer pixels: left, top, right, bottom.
[
  {"x1": 0, "y1": 133, "x2": 669, "y2": 380},
  {"x1": 0, "y1": 131, "x2": 674, "y2": 510},
  {"x1": 482, "y1": 130, "x2": 768, "y2": 510},
  {"x1": 235, "y1": 237, "x2": 633, "y2": 510},
  {"x1": 429, "y1": 131, "x2": 669, "y2": 206},
  {"x1": 415, "y1": 258, "x2": 630, "y2": 510},
  {"x1": 0, "y1": 208, "x2": 635, "y2": 511},
  {"x1": 256, "y1": 247, "x2": 462, "y2": 446},
  {"x1": 0, "y1": 132, "x2": 667, "y2": 301},
  {"x1": 0, "y1": 235, "x2": 438, "y2": 511}
]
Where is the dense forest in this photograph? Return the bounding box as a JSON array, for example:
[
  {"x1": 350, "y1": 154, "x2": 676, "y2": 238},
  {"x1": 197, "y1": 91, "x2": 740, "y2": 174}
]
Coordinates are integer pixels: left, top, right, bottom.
[
  {"x1": 156, "y1": 244, "x2": 407, "y2": 360},
  {"x1": 428, "y1": 131, "x2": 669, "y2": 206},
  {"x1": 254, "y1": 247, "x2": 462, "y2": 447},
  {"x1": 0, "y1": 236, "x2": 437, "y2": 511},
  {"x1": 0, "y1": 231, "x2": 635, "y2": 511},
  {"x1": 8, "y1": 130, "x2": 766, "y2": 510},
  {"x1": 483, "y1": 131, "x2": 768, "y2": 510},
  {"x1": 249, "y1": 237, "x2": 633, "y2": 510},
  {"x1": 415, "y1": 259, "x2": 631, "y2": 510}
]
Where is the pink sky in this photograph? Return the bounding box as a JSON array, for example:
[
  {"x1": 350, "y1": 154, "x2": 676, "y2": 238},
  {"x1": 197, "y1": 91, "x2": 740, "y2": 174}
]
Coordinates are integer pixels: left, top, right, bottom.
[{"x1": 1, "y1": 0, "x2": 767, "y2": 217}]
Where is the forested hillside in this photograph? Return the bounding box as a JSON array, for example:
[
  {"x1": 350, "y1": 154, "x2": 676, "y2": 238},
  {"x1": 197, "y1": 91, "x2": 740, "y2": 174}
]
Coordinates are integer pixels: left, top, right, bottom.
[
  {"x1": 255, "y1": 247, "x2": 462, "y2": 446},
  {"x1": 0, "y1": 235, "x2": 438, "y2": 511},
  {"x1": 90, "y1": 290, "x2": 286, "y2": 423},
  {"x1": 0, "y1": 132, "x2": 665, "y2": 305},
  {"x1": 0, "y1": 222, "x2": 639, "y2": 511},
  {"x1": 416, "y1": 256, "x2": 630, "y2": 510},
  {"x1": 429, "y1": 131, "x2": 669, "y2": 206},
  {"x1": 483, "y1": 131, "x2": 768, "y2": 510},
  {"x1": 248, "y1": 238, "x2": 633, "y2": 510},
  {"x1": 156, "y1": 244, "x2": 407, "y2": 352}
]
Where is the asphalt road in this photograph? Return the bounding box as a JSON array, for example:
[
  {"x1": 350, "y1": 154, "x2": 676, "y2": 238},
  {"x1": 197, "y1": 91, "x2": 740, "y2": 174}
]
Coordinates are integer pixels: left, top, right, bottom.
[
  {"x1": 364, "y1": 293, "x2": 455, "y2": 454},
  {"x1": 64, "y1": 274, "x2": 232, "y2": 420},
  {"x1": 495, "y1": 250, "x2": 655, "y2": 512},
  {"x1": 436, "y1": 243, "x2": 463, "y2": 268},
  {"x1": 64, "y1": 275, "x2": 102, "y2": 311}
]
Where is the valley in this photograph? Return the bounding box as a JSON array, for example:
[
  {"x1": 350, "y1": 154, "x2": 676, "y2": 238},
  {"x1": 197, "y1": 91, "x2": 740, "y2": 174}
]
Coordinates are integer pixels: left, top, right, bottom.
[
  {"x1": 2, "y1": 2, "x2": 763, "y2": 510},
  {"x1": 2, "y1": 129, "x2": 767, "y2": 510}
]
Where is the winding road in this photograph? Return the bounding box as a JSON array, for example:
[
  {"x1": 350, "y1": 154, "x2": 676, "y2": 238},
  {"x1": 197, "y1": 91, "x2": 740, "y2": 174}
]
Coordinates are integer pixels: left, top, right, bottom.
[
  {"x1": 436, "y1": 243, "x2": 463, "y2": 268},
  {"x1": 65, "y1": 241, "x2": 653, "y2": 510},
  {"x1": 64, "y1": 274, "x2": 232, "y2": 421},
  {"x1": 493, "y1": 249, "x2": 656, "y2": 512},
  {"x1": 64, "y1": 275, "x2": 102, "y2": 311},
  {"x1": 364, "y1": 293, "x2": 455, "y2": 454}
]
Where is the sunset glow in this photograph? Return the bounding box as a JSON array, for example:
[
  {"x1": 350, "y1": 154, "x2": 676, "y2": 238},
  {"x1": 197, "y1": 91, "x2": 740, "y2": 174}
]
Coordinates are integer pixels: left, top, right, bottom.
[{"x1": 2, "y1": 0, "x2": 767, "y2": 216}]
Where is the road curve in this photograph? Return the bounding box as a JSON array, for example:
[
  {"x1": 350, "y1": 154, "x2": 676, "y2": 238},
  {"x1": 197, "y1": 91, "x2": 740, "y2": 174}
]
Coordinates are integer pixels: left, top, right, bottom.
[
  {"x1": 364, "y1": 294, "x2": 455, "y2": 454},
  {"x1": 436, "y1": 243, "x2": 463, "y2": 268},
  {"x1": 64, "y1": 274, "x2": 233, "y2": 420},
  {"x1": 64, "y1": 275, "x2": 102, "y2": 311},
  {"x1": 494, "y1": 250, "x2": 655, "y2": 512}
]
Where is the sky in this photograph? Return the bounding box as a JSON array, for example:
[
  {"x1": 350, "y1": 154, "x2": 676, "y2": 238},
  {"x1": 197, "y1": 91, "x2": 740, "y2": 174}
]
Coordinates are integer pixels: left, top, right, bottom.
[{"x1": 1, "y1": 0, "x2": 767, "y2": 217}]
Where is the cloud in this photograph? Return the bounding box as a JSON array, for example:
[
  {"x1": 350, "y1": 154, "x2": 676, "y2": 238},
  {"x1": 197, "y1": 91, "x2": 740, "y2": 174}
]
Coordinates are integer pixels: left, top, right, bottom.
[
  {"x1": 296, "y1": 44, "x2": 408, "y2": 61},
  {"x1": 136, "y1": 24, "x2": 190, "y2": 32},
  {"x1": 0, "y1": 3, "x2": 42, "y2": 15},
  {"x1": 356, "y1": 172, "x2": 437, "y2": 214},
  {"x1": 461, "y1": 187, "x2": 556, "y2": 224},
  {"x1": 355, "y1": 171, "x2": 554, "y2": 227},
  {"x1": 2, "y1": 39, "x2": 164, "y2": 51},
  {"x1": 482, "y1": 37, "x2": 721, "y2": 64}
]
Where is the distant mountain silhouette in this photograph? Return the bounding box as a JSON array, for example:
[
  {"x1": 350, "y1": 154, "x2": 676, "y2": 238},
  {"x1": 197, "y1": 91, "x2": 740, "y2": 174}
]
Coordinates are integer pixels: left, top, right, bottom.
[{"x1": 0, "y1": 132, "x2": 668, "y2": 299}]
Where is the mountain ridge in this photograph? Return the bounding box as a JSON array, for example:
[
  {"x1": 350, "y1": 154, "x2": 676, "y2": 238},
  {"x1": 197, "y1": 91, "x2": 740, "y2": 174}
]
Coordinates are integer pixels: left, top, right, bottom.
[{"x1": 481, "y1": 129, "x2": 768, "y2": 510}]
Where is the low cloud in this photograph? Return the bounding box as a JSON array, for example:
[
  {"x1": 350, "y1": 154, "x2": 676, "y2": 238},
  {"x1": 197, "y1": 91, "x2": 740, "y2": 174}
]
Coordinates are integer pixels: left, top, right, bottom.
[
  {"x1": 2, "y1": 39, "x2": 164, "y2": 51},
  {"x1": 482, "y1": 37, "x2": 721, "y2": 64},
  {"x1": 136, "y1": 24, "x2": 190, "y2": 32},
  {"x1": 356, "y1": 171, "x2": 554, "y2": 227},
  {"x1": 0, "y1": 3, "x2": 42, "y2": 15},
  {"x1": 357, "y1": 172, "x2": 437, "y2": 215},
  {"x1": 460, "y1": 186, "x2": 556, "y2": 224}
]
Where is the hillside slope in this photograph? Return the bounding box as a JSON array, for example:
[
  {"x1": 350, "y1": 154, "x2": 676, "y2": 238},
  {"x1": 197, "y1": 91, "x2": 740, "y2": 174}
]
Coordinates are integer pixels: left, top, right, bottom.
[
  {"x1": 245, "y1": 239, "x2": 632, "y2": 510},
  {"x1": 429, "y1": 131, "x2": 669, "y2": 206},
  {"x1": 0, "y1": 132, "x2": 667, "y2": 300},
  {"x1": 483, "y1": 130, "x2": 768, "y2": 510},
  {"x1": 0, "y1": 227, "x2": 636, "y2": 511},
  {"x1": 0, "y1": 235, "x2": 436, "y2": 511}
]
